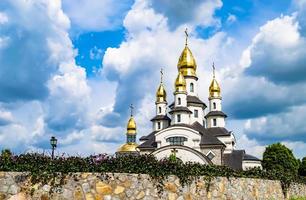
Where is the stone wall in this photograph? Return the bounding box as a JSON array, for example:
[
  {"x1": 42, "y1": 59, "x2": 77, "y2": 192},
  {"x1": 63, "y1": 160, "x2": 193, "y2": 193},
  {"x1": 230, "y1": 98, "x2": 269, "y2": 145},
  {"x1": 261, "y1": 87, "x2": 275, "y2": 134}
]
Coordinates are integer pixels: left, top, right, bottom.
[{"x1": 0, "y1": 172, "x2": 305, "y2": 200}]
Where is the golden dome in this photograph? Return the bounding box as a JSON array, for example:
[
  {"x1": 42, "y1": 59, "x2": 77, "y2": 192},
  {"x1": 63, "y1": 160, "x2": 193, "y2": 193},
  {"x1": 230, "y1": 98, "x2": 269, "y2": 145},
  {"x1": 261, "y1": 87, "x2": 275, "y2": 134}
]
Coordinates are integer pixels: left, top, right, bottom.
[
  {"x1": 175, "y1": 72, "x2": 186, "y2": 92},
  {"x1": 117, "y1": 143, "x2": 138, "y2": 152},
  {"x1": 156, "y1": 83, "x2": 166, "y2": 103},
  {"x1": 177, "y1": 45, "x2": 197, "y2": 77},
  {"x1": 127, "y1": 116, "x2": 136, "y2": 134},
  {"x1": 209, "y1": 78, "x2": 221, "y2": 98}
]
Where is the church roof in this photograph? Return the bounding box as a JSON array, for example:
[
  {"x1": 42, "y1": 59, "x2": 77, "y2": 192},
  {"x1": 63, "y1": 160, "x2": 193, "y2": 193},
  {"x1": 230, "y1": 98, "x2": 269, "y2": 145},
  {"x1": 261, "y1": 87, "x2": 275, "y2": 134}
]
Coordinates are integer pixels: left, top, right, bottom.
[
  {"x1": 205, "y1": 111, "x2": 227, "y2": 118},
  {"x1": 169, "y1": 96, "x2": 207, "y2": 108},
  {"x1": 191, "y1": 122, "x2": 225, "y2": 146},
  {"x1": 223, "y1": 150, "x2": 261, "y2": 170},
  {"x1": 205, "y1": 127, "x2": 231, "y2": 137},
  {"x1": 169, "y1": 106, "x2": 192, "y2": 114},
  {"x1": 187, "y1": 96, "x2": 207, "y2": 106},
  {"x1": 137, "y1": 132, "x2": 157, "y2": 149},
  {"x1": 223, "y1": 150, "x2": 245, "y2": 170},
  {"x1": 150, "y1": 115, "x2": 171, "y2": 122},
  {"x1": 243, "y1": 154, "x2": 261, "y2": 161}
]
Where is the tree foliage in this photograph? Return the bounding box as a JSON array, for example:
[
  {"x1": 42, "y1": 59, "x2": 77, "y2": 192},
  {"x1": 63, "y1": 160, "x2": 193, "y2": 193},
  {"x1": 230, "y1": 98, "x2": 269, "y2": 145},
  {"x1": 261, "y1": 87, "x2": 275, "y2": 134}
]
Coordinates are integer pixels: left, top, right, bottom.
[
  {"x1": 299, "y1": 157, "x2": 306, "y2": 176},
  {"x1": 262, "y1": 143, "x2": 300, "y2": 175}
]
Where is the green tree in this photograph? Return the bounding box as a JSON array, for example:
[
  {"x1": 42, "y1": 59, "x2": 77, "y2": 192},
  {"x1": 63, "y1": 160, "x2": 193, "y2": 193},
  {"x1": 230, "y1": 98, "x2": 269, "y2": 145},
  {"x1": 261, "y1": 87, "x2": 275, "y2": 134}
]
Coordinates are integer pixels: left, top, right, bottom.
[
  {"x1": 262, "y1": 143, "x2": 299, "y2": 175},
  {"x1": 1, "y1": 149, "x2": 12, "y2": 158},
  {"x1": 298, "y1": 157, "x2": 306, "y2": 176}
]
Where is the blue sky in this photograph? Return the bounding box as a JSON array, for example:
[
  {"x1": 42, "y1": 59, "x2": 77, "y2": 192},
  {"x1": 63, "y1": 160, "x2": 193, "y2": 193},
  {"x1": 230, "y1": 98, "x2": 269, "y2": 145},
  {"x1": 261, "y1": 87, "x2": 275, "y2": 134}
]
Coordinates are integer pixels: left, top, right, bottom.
[{"x1": 0, "y1": 0, "x2": 306, "y2": 158}]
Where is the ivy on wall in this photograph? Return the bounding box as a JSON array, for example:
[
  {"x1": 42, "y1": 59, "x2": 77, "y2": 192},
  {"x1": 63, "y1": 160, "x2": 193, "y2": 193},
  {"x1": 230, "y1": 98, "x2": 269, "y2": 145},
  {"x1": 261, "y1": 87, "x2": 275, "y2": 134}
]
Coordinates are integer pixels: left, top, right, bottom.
[{"x1": 0, "y1": 153, "x2": 305, "y2": 195}]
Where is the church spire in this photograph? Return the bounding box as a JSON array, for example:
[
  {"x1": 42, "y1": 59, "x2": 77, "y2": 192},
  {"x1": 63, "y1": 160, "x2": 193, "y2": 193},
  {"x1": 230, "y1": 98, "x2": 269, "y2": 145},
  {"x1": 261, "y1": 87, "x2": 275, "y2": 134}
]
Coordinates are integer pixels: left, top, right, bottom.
[
  {"x1": 117, "y1": 105, "x2": 138, "y2": 153},
  {"x1": 127, "y1": 104, "x2": 136, "y2": 134},
  {"x1": 177, "y1": 28, "x2": 197, "y2": 77},
  {"x1": 156, "y1": 68, "x2": 167, "y2": 103},
  {"x1": 209, "y1": 63, "x2": 221, "y2": 99}
]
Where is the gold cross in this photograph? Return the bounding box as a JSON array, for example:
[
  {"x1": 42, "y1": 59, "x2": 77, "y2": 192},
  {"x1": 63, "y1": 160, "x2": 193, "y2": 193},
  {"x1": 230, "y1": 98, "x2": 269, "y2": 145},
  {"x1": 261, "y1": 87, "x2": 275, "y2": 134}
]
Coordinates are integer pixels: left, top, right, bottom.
[
  {"x1": 212, "y1": 62, "x2": 216, "y2": 78},
  {"x1": 160, "y1": 68, "x2": 163, "y2": 83},
  {"x1": 129, "y1": 104, "x2": 134, "y2": 116},
  {"x1": 184, "y1": 28, "x2": 188, "y2": 46}
]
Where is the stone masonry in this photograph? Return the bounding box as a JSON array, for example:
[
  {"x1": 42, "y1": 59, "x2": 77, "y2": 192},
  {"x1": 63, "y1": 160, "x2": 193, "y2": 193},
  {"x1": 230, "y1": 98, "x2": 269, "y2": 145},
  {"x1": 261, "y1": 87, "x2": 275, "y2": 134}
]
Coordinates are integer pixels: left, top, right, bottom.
[{"x1": 0, "y1": 172, "x2": 305, "y2": 200}]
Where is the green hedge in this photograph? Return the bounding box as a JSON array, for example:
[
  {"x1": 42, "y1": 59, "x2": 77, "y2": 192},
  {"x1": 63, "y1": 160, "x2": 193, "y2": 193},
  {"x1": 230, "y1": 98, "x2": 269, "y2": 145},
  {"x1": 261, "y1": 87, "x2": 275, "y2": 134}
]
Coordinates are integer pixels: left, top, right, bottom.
[{"x1": 0, "y1": 153, "x2": 305, "y2": 194}]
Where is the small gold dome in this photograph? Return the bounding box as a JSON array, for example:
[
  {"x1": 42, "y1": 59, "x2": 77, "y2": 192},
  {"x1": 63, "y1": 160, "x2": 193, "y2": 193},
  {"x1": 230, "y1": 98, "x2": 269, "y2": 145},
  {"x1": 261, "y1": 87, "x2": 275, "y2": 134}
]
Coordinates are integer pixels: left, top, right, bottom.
[
  {"x1": 177, "y1": 46, "x2": 197, "y2": 77},
  {"x1": 127, "y1": 116, "x2": 136, "y2": 134},
  {"x1": 209, "y1": 78, "x2": 221, "y2": 98},
  {"x1": 117, "y1": 143, "x2": 138, "y2": 152},
  {"x1": 175, "y1": 72, "x2": 186, "y2": 92},
  {"x1": 156, "y1": 84, "x2": 166, "y2": 103}
]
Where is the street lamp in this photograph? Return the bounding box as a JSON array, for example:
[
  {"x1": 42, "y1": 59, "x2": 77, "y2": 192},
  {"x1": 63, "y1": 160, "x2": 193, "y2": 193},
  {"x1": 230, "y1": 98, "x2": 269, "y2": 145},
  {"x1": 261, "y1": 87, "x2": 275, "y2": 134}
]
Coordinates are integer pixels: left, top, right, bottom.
[{"x1": 50, "y1": 136, "x2": 57, "y2": 159}]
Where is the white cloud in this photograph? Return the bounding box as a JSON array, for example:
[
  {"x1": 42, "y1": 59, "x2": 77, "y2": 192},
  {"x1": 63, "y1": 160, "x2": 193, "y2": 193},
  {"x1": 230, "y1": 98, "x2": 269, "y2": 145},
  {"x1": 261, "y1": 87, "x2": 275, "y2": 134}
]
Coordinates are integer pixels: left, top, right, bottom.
[
  {"x1": 0, "y1": 110, "x2": 13, "y2": 126},
  {"x1": 242, "y1": 14, "x2": 306, "y2": 84},
  {"x1": 150, "y1": 0, "x2": 222, "y2": 29},
  {"x1": 226, "y1": 14, "x2": 237, "y2": 25},
  {"x1": 62, "y1": 0, "x2": 132, "y2": 31},
  {"x1": 0, "y1": 12, "x2": 8, "y2": 24}
]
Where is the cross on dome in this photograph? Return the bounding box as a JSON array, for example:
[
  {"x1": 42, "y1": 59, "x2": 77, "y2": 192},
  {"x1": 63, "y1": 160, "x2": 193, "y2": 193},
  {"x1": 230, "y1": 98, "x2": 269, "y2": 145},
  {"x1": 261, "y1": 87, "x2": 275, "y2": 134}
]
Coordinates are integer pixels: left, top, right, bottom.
[
  {"x1": 160, "y1": 68, "x2": 164, "y2": 83},
  {"x1": 212, "y1": 62, "x2": 216, "y2": 78},
  {"x1": 184, "y1": 28, "x2": 188, "y2": 46},
  {"x1": 129, "y1": 104, "x2": 134, "y2": 116}
]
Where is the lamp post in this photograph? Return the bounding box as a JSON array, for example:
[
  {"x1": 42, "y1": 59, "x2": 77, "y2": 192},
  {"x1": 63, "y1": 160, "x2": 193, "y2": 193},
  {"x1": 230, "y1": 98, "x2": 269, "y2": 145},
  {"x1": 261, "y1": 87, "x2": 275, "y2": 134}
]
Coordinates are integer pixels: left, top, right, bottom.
[{"x1": 50, "y1": 136, "x2": 57, "y2": 159}]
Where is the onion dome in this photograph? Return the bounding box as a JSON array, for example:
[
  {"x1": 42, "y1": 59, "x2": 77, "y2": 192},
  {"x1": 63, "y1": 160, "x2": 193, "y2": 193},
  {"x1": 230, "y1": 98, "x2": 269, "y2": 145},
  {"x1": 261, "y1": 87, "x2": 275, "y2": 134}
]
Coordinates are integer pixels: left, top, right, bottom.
[
  {"x1": 209, "y1": 64, "x2": 221, "y2": 98},
  {"x1": 175, "y1": 71, "x2": 186, "y2": 92},
  {"x1": 117, "y1": 143, "x2": 138, "y2": 152},
  {"x1": 156, "y1": 84, "x2": 166, "y2": 103},
  {"x1": 127, "y1": 116, "x2": 136, "y2": 135},
  {"x1": 177, "y1": 29, "x2": 197, "y2": 77},
  {"x1": 177, "y1": 45, "x2": 197, "y2": 77}
]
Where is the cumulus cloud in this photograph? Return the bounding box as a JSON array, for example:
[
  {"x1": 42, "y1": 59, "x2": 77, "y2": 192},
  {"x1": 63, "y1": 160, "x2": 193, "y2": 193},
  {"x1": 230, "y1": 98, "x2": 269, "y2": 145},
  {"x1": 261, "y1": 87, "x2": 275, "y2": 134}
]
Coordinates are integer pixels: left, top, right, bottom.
[
  {"x1": 223, "y1": 3, "x2": 306, "y2": 148},
  {"x1": 0, "y1": 110, "x2": 13, "y2": 126},
  {"x1": 243, "y1": 15, "x2": 306, "y2": 84},
  {"x1": 0, "y1": 0, "x2": 122, "y2": 154},
  {"x1": 150, "y1": 0, "x2": 222, "y2": 29},
  {"x1": 244, "y1": 104, "x2": 306, "y2": 143},
  {"x1": 0, "y1": 0, "x2": 70, "y2": 102},
  {"x1": 62, "y1": 0, "x2": 133, "y2": 32},
  {"x1": 102, "y1": 0, "x2": 230, "y2": 128}
]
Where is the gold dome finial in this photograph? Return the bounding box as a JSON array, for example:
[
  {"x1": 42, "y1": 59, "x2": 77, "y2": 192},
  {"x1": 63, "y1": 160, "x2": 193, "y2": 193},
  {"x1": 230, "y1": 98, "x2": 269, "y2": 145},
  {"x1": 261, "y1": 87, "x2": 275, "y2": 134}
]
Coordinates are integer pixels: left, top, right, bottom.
[
  {"x1": 156, "y1": 68, "x2": 167, "y2": 103},
  {"x1": 127, "y1": 104, "x2": 136, "y2": 134},
  {"x1": 175, "y1": 71, "x2": 186, "y2": 92},
  {"x1": 177, "y1": 28, "x2": 197, "y2": 77},
  {"x1": 185, "y1": 28, "x2": 188, "y2": 46},
  {"x1": 209, "y1": 63, "x2": 221, "y2": 98}
]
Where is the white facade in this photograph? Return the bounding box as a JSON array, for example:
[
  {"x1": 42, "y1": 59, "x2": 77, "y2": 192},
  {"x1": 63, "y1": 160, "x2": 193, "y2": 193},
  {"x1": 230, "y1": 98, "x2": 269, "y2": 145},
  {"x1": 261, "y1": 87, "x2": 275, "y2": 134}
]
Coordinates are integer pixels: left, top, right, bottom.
[
  {"x1": 138, "y1": 39, "x2": 261, "y2": 170},
  {"x1": 185, "y1": 78, "x2": 198, "y2": 96},
  {"x1": 242, "y1": 160, "x2": 262, "y2": 170}
]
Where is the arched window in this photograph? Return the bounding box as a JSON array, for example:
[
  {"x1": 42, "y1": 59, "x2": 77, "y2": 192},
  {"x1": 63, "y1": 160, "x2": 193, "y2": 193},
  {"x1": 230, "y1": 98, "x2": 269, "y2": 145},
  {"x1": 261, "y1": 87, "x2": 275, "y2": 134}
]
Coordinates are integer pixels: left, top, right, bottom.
[
  {"x1": 157, "y1": 122, "x2": 161, "y2": 129},
  {"x1": 190, "y1": 83, "x2": 194, "y2": 92},
  {"x1": 213, "y1": 118, "x2": 217, "y2": 126},
  {"x1": 166, "y1": 137, "x2": 187, "y2": 145},
  {"x1": 194, "y1": 109, "x2": 198, "y2": 118},
  {"x1": 177, "y1": 114, "x2": 181, "y2": 122},
  {"x1": 178, "y1": 97, "x2": 181, "y2": 105},
  {"x1": 158, "y1": 107, "x2": 162, "y2": 113},
  {"x1": 213, "y1": 102, "x2": 216, "y2": 109}
]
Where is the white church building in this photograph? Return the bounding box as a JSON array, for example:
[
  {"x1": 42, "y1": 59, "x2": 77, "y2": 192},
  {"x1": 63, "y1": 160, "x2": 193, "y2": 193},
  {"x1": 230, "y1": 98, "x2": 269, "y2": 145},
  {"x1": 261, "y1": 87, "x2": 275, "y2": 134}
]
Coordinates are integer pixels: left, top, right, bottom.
[{"x1": 117, "y1": 32, "x2": 261, "y2": 170}]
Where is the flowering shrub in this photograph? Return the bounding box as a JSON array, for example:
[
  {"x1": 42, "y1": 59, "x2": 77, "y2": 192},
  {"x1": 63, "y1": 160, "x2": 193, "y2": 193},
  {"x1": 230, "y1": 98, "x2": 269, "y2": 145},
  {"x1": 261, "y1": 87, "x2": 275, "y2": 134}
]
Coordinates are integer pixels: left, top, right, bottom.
[{"x1": 0, "y1": 152, "x2": 305, "y2": 194}]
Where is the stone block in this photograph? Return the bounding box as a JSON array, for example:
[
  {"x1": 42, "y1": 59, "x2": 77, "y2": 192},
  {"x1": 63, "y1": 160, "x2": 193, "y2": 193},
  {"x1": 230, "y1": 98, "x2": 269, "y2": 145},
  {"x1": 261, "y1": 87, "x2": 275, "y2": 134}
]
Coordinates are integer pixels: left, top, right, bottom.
[
  {"x1": 114, "y1": 186, "x2": 125, "y2": 194},
  {"x1": 96, "y1": 182, "x2": 112, "y2": 195},
  {"x1": 165, "y1": 183, "x2": 177, "y2": 193},
  {"x1": 136, "y1": 191, "x2": 145, "y2": 199},
  {"x1": 168, "y1": 192, "x2": 177, "y2": 200}
]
